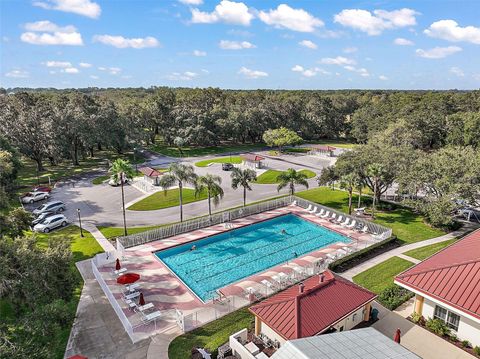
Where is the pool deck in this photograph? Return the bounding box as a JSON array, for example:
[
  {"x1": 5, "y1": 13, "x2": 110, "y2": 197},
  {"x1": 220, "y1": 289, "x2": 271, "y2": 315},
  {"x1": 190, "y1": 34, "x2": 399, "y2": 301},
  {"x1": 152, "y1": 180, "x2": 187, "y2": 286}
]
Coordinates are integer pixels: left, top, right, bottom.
[{"x1": 96, "y1": 204, "x2": 378, "y2": 338}]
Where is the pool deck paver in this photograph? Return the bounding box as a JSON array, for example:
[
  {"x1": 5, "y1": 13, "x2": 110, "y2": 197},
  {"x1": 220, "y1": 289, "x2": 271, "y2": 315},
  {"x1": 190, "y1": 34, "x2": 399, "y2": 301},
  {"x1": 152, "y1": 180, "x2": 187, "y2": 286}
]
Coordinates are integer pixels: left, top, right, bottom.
[{"x1": 95, "y1": 204, "x2": 379, "y2": 338}]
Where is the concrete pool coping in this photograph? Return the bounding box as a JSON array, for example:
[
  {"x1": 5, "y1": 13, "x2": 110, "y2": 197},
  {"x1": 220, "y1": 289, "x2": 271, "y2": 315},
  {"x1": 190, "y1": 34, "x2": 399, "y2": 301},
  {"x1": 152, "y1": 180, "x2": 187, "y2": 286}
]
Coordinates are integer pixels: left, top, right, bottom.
[{"x1": 95, "y1": 204, "x2": 381, "y2": 339}]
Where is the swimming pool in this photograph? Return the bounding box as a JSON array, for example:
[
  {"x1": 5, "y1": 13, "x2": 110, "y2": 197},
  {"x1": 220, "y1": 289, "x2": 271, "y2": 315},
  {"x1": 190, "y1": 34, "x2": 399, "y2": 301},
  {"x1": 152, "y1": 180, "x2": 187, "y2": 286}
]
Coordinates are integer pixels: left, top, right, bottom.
[{"x1": 155, "y1": 213, "x2": 350, "y2": 301}]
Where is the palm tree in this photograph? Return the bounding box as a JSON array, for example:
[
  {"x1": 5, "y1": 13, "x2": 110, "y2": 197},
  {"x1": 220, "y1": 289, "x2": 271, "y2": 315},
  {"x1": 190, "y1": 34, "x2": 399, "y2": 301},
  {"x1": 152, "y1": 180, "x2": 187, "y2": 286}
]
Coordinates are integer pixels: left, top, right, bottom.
[
  {"x1": 110, "y1": 158, "x2": 136, "y2": 236},
  {"x1": 231, "y1": 168, "x2": 257, "y2": 207},
  {"x1": 158, "y1": 163, "x2": 197, "y2": 222},
  {"x1": 355, "y1": 175, "x2": 365, "y2": 209},
  {"x1": 195, "y1": 174, "x2": 224, "y2": 216},
  {"x1": 277, "y1": 168, "x2": 309, "y2": 196},
  {"x1": 340, "y1": 173, "x2": 359, "y2": 215},
  {"x1": 367, "y1": 164, "x2": 384, "y2": 218}
]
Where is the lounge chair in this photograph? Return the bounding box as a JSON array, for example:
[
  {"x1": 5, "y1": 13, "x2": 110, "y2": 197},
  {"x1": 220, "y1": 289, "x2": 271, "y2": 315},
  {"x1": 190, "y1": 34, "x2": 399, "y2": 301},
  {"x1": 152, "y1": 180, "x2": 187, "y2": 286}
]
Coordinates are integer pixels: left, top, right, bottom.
[
  {"x1": 346, "y1": 220, "x2": 357, "y2": 229},
  {"x1": 320, "y1": 210, "x2": 330, "y2": 218},
  {"x1": 316, "y1": 209, "x2": 325, "y2": 217},
  {"x1": 125, "y1": 282, "x2": 140, "y2": 293},
  {"x1": 277, "y1": 272, "x2": 289, "y2": 283},
  {"x1": 245, "y1": 287, "x2": 262, "y2": 300},
  {"x1": 124, "y1": 291, "x2": 140, "y2": 301},
  {"x1": 291, "y1": 265, "x2": 305, "y2": 279},
  {"x1": 114, "y1": 267, "x2": 127, "y2": 276},
  {"x1": 305, "y1": 204, "x2": 313, "y2": 212},
  {"x1": 142, "y1": 310, "x2": 162, "y2": 324},
  {"x1": 136, "y1": 303, "x2": 154, "y2": 313},
  {"x1": 308, "y1": 206, "x2": 318, "y2": 214},
  {"x1": 261, "y1": 279, "x2": 276, "y2": 293},
  {"x1": 271, "y1": 274, "x2": 284, "y2": 287},
  {"x1": 342, "y1": 246, "x2": 354, "y2": 254},
  {"x1": 359, "y1": 225, "x2": 369, "y2": 233},
  {"x1": 334, "y1": 215, "x2": 343, "y2": 224},
  {"x1": 340, "y1": 217, "x2": 350, "y2": 226},
  {"x1": 326, "y1": 252, "x2": 338, "y2": 261},
  {"x1": 328, "y1": 213, "x2": 337, "y2": 222},
  {"x1": 291, "y1": 200, "x2": 297, "y2": 206}
]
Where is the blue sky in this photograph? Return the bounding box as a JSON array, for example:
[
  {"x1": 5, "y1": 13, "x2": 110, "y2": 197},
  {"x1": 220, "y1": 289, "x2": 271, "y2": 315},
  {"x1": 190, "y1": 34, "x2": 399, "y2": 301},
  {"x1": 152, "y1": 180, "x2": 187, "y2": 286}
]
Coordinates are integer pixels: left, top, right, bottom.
[{"x1": 1, "y1": 0, "x2": 480, "y2": 89}]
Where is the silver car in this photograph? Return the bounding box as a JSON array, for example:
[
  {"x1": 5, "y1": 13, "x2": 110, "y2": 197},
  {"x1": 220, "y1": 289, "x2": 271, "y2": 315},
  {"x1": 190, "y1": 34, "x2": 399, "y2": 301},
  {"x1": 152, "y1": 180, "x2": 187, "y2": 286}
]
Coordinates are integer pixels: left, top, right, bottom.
[
  {"x1": 33, "y1": 200, "x2": 66, "y2": 216},
  {"x1": 21, "y1": 191, "x2": 50, "y2": 204},
  {"x1": 33, "y1": 214, "x2": 68, "y2": 233}
]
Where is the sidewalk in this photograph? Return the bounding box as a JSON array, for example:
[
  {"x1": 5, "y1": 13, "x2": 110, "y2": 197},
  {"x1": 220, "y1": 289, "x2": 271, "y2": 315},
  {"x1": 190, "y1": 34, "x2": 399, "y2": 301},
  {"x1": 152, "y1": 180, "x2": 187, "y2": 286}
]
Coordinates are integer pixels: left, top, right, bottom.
[{"x1": 341, "y1": 225, "x2": 474, "y2": 280}]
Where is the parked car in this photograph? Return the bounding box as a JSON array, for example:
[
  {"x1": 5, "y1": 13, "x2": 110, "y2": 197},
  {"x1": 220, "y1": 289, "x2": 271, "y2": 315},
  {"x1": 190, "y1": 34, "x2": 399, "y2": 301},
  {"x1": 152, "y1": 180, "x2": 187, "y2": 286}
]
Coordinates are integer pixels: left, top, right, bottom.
[
  {"x1": 33, "y1": 200, "x2": 66, "y2": 216},
  {"x1": 222, "y1": 163, "x2": 234, "y2": 171},
  {"x1": 32, "y1": 211, "x2": 56, "y2": 226},
  {"x1": 33, "y1": 214, "x2": 68, "y2": 233},
  {"x1": 108, "y1": 177, "x2": 129, "y2": 186},
  {"x1": 32, "y1": 185, "x2": 52, "y2": 193},
  {"x1": 21, "y1": 191, "x2": 50, "y2": 204}
]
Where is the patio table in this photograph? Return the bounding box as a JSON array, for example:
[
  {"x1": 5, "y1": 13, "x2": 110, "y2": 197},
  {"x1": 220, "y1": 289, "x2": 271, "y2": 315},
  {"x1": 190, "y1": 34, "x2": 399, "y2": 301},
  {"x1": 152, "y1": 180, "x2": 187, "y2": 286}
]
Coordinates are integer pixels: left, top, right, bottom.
[{"x1": 245, "y1": 342, "x2": 260, "y2": 355}]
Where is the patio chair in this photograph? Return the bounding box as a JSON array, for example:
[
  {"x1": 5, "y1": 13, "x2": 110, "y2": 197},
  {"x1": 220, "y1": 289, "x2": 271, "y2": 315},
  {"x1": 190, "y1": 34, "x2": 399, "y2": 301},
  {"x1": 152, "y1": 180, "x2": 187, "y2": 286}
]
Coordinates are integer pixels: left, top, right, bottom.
[
  {"x1": 114, "y1": 267, "x2": 127, "y2": 276},
  {"x1": 320, "y1": 210, "x2": 330, "y2": 218},
  {"x1": 125, "y1": 282, "x2": 140, "y2": 293},
  {"x1": 124, "y1": 291, "x2": 140, "y2": 301},
  {"x1": 346, "y1": 220, "x2": 357, "y2": 229}
]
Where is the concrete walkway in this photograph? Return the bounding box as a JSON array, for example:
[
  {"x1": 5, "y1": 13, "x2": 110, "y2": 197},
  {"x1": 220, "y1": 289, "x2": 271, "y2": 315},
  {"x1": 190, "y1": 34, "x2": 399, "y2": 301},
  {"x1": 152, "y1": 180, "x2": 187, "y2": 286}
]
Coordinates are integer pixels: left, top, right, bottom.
[
  {"x1": 83, "y1": 222, "x2": 116, "y2": 253},
  {"x1": 373, "y1": 301, "x2": 474, "y2": 359},
  {"x1": 341, "y1": 225, "x2": 473, "y2": 280}
]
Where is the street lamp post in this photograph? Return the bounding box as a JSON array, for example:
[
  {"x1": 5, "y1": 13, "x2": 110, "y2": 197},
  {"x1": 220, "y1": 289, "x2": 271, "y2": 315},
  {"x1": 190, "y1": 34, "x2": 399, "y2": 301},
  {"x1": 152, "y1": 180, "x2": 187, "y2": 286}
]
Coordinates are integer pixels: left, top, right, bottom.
[
  {"x1": 134, "y1": 147, "x2": 138, "y2": 173},
  {"x1": 77, "y1": 208, "x2": 84, "y2": 237}
]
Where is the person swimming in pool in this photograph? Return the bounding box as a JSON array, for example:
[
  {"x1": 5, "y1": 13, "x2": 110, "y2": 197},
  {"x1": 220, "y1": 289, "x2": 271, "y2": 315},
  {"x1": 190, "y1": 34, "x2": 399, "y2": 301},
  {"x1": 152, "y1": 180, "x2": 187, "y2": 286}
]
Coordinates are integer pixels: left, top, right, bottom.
[
  {"x1": 281, "y1": 229, "x2": 287, "y2": 235},
  {"x1": 293, "y1": 251, "x2": 298, "y2": 258},
  {"x1": 190, "y1": 245, "x2": 197, "y2": 251}
]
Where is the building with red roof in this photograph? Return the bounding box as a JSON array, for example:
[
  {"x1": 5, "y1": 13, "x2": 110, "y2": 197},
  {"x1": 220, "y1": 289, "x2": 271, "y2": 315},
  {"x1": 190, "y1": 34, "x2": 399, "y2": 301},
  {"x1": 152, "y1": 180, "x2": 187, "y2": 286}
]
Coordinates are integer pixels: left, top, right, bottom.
[
  {"x1": 248, "y1": 270, "x2": 376, "y2": 345},
  {"x1": 395, "y1": 229, "x2": 480, "y2": 347},
  {"x1": 138, "y1": 166, "x2": 162, "y2": 185},
  {"x1": 241, "y1": 154, "x2": 265, "y2": 169}
]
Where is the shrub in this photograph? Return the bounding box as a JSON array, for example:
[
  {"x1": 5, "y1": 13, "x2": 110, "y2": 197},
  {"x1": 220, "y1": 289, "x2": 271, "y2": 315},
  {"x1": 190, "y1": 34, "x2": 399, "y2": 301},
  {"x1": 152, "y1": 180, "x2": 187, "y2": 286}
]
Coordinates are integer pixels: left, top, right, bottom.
[
  {"x1": 473, "y1": 346, "x2": 480, "y2": 356},
  {"x1": 410, "y1": 311, "x2": 423, "y2": 324},
  {"x1": 461, "y1": 340, "x2": 471, "y2": 348},
  {"x1": 449, "y1": 333, "x2": 458, "y2": 342},
  {"x1": 377, "y1": 285, "x2": 414, "y2": 310},
  {"x1": 425, "y1": 318, "x2": 451, "y2": 336}
]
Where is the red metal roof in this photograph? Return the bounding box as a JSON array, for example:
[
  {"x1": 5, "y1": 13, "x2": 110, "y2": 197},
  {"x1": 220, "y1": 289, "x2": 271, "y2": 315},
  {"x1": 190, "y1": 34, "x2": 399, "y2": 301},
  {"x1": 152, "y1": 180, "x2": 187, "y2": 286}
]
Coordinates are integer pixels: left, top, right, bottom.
[
  {"x1": 395, "y1": 229, "x2": 480, "y2": 320},
  {"x1": 241, "y1": 154, "x2": 265, "y2": 162},
  {"x1": 249, "y1": 271, "x2": 376, "y2": 340},
  {"x1": 138, "y1": 166, "x2": 161, "y2": 177}
]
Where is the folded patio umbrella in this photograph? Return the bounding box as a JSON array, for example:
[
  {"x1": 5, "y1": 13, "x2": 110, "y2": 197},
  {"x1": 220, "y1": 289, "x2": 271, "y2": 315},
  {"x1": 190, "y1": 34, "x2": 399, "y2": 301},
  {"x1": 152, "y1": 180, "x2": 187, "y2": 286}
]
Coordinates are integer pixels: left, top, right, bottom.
[
  {"x1": 393, "y1": 328, "x2": 401, "y2": 343},
  {"x1": 139, "y1": 292, "x2": 145, "y2": 306},
  {"x1": 117, "y1": 273, "x2": 140, "y2": 285},
  {"x1": 115, "y1": 258, "x2": 121, "y2": 270}
]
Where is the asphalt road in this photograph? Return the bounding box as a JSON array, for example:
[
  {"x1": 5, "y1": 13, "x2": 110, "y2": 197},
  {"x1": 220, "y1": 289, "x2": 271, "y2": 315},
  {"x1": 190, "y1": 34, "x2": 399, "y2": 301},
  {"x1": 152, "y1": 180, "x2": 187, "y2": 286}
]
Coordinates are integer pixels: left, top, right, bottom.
[{"x1": 37, "y1": 151, "x2": 335, "y2": 228}]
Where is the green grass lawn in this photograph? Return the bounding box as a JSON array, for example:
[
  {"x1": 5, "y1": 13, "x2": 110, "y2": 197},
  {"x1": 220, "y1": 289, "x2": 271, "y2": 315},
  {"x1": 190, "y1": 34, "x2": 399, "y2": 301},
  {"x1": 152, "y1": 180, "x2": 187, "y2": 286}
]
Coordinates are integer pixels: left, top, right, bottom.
[
  {"x1": 403, "y1": 239, "x2": 457, "y2": 261},
  {"x1": 255, "y1": 169, "x2": 316, "y2": 184},
  {"x1": 127, "y1": 188, "x2": 208, "y2": 211},
  {"x1": 296, "y1": 187, "x2": 445, "y2": 244},
  {"x1": 168, "y1": 308, "x2": 253, "y2": 359},
  {"x1": 92, "y1": 175, "x2": 110, "y2": 185},
  {"x1": 309, "y1": 139, "x2": 358, "y2": 149},
  {"x1": 98, "y1": 224, "x2": 165, "y2": 239},
  {"x1": 353, "y1": 256, "x2": 414, "y2": 293},
  {"x1": 17, "y1": 150, "x2": 145, "y2": 190},
  {"x1": 149, "y1": 139, "x2": 265, "y2": 158},
  {"x1": 195, "y1": 156, "x2": 243, "y2": 167}
]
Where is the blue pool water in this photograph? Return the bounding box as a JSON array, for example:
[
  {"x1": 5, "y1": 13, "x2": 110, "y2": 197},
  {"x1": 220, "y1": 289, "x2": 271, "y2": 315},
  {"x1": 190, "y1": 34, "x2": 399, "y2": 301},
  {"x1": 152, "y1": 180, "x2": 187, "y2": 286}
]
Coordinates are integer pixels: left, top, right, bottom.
[{"x1": 155, "y1": 214, "x2": 350, "y2": 301}]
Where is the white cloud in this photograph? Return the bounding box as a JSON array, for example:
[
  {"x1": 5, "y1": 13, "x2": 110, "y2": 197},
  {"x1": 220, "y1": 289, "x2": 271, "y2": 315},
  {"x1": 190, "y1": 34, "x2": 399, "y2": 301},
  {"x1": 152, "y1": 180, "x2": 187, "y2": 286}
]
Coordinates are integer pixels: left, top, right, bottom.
[
  {"x1": 64, "y1": 67, "x2": 79, "y2": 74},
  {"x1": 33, "y1": 0, "x2": 101, "y2": 19},
  {"x1": 450, "y1": 66, "x2": 464, "y2": 77},
  {"x1": 191, "y1": 0, "x2": 253, "y2": 26},
  {"x1": 219, "y1": 40, "x2": 255, "y2": 50},
  {"x1": 93, "y1": 35, "x2": 159, "y2": 49},
  {"x1": 178, "y1": 0, "x2": 203, "y2": 4},
  {"x1": 21, "y1": 20, "x2": 83, "y2": 46},
  {"x1": 320, "y1": 56, "x2": 356, "y2": 66},
  {"x1": 238, "y1": 66, "x2": 268, "y2": 79},
  {"x1": 291, "y1": 65, "x2": 329, "y2": 77},
  {"x1": 90, "y1": 75, "x2": 99, "y2": 79},
  {"x1": 416, "y1": 46, "x2": 462, "y2": 59},
  {"x1": 44, "y1": 61, "x2": 72, "y2": 68},
  {"x1": 5, "y1": 69, "x2": 29, "y2": 78},
  {"x1": 98, "y1": 66, "x2": 121, "y2": 75},
  {"x1": 299, "y1": 40, "x2": 317, "y2": 49},
  {"x1": 167, "y1": 71, "x2": 199, "y2": 81},
  {"x1": 344, "y1": 65, "x2": 370, "y2": 77},
  {"x1": 334, "y1": 8, "x2": 418, "y2": 35},
  {"x1": 394, "y1": 37, "x2": 414, "y2": 46},
  {"x1": 343, "y1": 46, "x2": 357, "y2": 53},
  {"x1": 24, "y1": 20, "x2": 76, "y2": 33},
  {"x1": 258, "y1": 4, "x2": 323, "y2": 32},
  {"x1": 193, "y1": 50, "x2": 207, "y2": 56},
  {"x1": 379, "y1": 75, "x2": 388, "y2": 80},
  {"x1": 424, "y1": 20, "x2": 480, "y2": 45},
  {"x1": 79, "y1": 62, "x2": 92, "y2": 67}
]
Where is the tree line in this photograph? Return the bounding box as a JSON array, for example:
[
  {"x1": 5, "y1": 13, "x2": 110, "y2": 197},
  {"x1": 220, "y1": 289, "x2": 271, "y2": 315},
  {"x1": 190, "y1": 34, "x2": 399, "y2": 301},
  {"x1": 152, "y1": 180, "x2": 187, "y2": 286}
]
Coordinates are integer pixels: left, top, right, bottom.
[{"x1": 2, "y1": 88, "x2": 480, "y2": 172}]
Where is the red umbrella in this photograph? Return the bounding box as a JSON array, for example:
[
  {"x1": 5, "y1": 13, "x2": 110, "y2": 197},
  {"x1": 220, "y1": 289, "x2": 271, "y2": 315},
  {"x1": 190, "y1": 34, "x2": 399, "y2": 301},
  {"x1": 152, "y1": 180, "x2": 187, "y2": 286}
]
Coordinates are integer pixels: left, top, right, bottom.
[
  {"x1": 393, "y1": 328, "x2": 401, "y2": 344},
  {"x1": 115, "y1": 258, "x2": 121, "y2": 271},
  {"x1": 68, "y1": 356, "x2": 87, "y2": 359},
  {"x1": 117, "y1": 273, "x2": 140, "y2": 285},
  {"x1": 139, "y1": 292, "x2": 145, "y2": 306}
]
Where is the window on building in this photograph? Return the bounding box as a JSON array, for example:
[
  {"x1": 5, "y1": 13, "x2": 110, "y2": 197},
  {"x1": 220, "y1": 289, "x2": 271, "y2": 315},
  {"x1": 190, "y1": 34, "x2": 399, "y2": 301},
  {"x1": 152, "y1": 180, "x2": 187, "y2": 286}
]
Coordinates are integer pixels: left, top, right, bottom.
[
  {"x1": 352, "y1": 313, "x2": 357, "y2": 322},
  {"x1": 434, "y1": 305, "x2": 460, "y2": 331}
]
